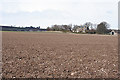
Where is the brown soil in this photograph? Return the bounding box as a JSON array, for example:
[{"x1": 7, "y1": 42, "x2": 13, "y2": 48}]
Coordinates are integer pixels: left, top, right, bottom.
[{"x1": 2, "y1": 32, "x2": 118, "y2": 78}]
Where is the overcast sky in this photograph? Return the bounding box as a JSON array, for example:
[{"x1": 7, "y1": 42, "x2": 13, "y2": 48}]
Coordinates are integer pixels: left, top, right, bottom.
[{"x1": 0, "y1": 0, "x2": 119, "y2": 29}]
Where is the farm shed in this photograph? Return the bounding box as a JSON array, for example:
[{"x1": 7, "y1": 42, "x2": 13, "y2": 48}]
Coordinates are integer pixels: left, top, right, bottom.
[{"x1": 110, "y1": 30, "x2": 118, "y2": 35}]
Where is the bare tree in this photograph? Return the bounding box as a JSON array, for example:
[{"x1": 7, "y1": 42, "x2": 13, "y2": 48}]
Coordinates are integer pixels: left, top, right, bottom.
[{"x1": 84, "y1": 22, "x2": 93, "y2": 30}]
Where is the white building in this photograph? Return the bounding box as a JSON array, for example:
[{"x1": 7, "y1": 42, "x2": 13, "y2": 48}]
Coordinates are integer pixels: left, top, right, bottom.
[{"x1": 110, "y1": 30, "x2": 118, "y2": 35}]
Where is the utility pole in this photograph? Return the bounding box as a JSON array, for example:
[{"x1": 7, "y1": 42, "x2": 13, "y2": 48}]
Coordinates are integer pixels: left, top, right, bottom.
[{"x1": 118, "y1": 1, "x2": 120, "y2": 30}]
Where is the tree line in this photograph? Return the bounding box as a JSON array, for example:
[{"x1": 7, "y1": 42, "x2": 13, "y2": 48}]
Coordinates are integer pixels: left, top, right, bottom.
[{"x1": 47, "y1": 21, "x2": 111, "y2": 34}]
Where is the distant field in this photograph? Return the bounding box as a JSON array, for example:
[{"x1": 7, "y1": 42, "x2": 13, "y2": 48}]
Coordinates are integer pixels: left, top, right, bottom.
[{"x1": 2, "y1": 32, "x2": 118, "y2": 78}]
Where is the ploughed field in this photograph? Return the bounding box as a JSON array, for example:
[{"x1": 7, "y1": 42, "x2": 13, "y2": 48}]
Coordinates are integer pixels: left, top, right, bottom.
[{"x1": 2, "y1": 32, "x2": 118, "y2": 78}]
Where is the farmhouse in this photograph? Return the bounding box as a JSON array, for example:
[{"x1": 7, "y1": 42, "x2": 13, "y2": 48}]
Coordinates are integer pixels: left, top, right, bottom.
[{"x1": 73, "y1": 26, "x2": 89, "y2": 33}]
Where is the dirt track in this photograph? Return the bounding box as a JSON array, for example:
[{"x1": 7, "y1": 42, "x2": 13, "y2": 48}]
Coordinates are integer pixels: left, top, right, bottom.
[{"x1": 2, "y1": 32, "x2": 118, "y2": 78}]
